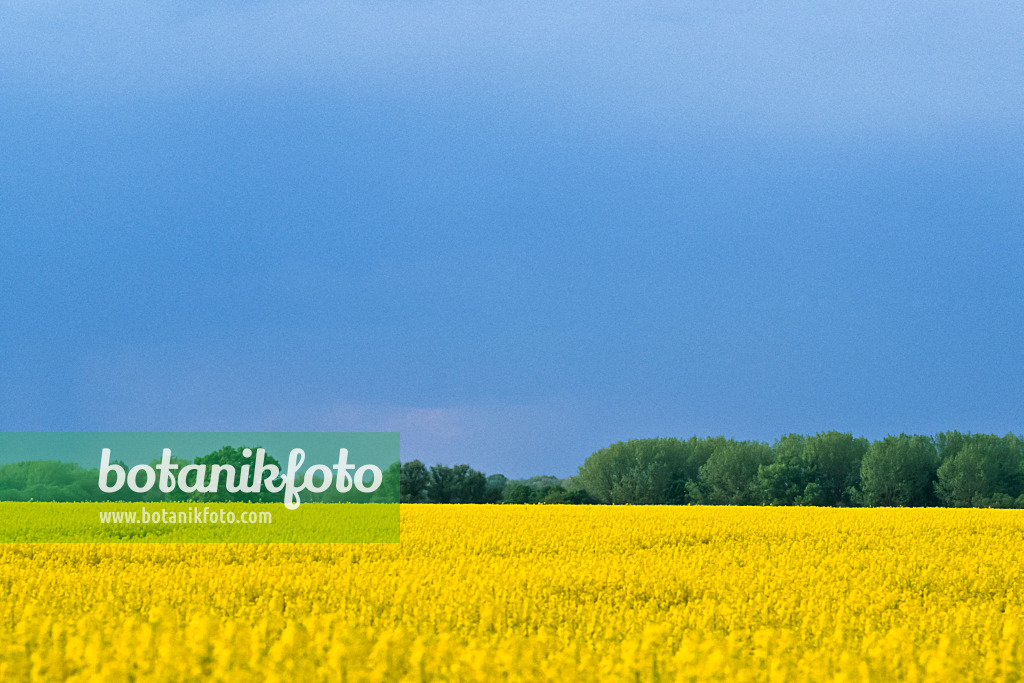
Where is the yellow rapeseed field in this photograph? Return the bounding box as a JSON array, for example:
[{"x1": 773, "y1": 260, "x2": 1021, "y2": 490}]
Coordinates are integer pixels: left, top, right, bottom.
[{"x1": 2, "y1": 505, "x2": 1024, "y2": 682}]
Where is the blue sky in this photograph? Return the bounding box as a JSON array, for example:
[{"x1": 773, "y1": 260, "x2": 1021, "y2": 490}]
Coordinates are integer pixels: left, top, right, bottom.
[{"x1": 2, "y1": 1, "x2": 1022, "y2": 477}]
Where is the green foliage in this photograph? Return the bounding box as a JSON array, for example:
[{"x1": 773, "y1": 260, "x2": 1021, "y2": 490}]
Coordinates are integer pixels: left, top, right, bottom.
[
  {"x1": 5, "y1": 431, "x2": 1023, "y2": 509},
  {"x1": 564, "y1": 488, "x2": 595, "y2": 504},
  {"x1": 0, "y1": 461, "x2": 102, "y2": 502},
  {"x1": 191, "y1": 446, "x2": 282, "y2": 503},
  {"x1": 0, "y1": 446, "x2": 398, "y2": 505},
  {"x1": 515, "y1": 475, "x2": 563, "y2": 490},
  {"x1": 755, "y1": 448, "x2": 808, "y2": 506},
  {"x1": 537, "y1": 486, "x2": 568, "y2": 504},
  {"x1": 426, "y1": 464, "x2": 490, "y2": 503},
  {"x1": 576, "y1": 437, "x2": 708, "y2": 505},
  {"x1": 692, "y1": 440, "x2": 772, "y2": 505},
  {"x1": 426, "y1": 465, "x2": 457, "y2": 503},
  {"x1": 935, "y1": 430, "x2": 970, "y2": 463},
  {"x1": 934, "y1": 433, "x2": 1024, "y2": 507},
  {"x1": 935, "y1": 444, "x2": 990, "y2": 507},
  {"x1": 454, "y1": 464, "x2": 488, "y2": 503},
  {"x1": 485, "y1": 474, "x2": 508, "y2": 492},
  {"x1": 860, "y1": 434, "x2": 939, "y2": 506},
  {"x1": 796, "y1": 482, "x2": 826, "y2": 506},
  {"x1": 400, "y1": 460, "x2": 430, "y2": 503},
  {"x1": 503, "y1": 483, "x2": 536, "y2": 504},
  {"x1": 361, "y1": 461, "x2": 401, "y2": 503},
  {"x1": 483, "y1": 474, "x2": 508, "y2": 503},
  {"x1": 802, "y1": 432, "x2": 869, "y2": 506},
  {"x1": 754, "y1": 432, "x2": 867, "y2": 507}
]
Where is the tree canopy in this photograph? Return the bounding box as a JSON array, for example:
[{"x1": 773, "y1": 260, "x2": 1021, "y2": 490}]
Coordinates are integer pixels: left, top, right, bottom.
[{"x1": 4, "y1": 431, "x2": 1024, "y2": 509}]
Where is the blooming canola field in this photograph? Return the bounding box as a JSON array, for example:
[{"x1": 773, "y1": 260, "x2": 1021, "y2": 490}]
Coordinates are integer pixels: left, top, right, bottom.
[{"x1": 2, "y1": 505, "x2": 1024, "y2": 682}]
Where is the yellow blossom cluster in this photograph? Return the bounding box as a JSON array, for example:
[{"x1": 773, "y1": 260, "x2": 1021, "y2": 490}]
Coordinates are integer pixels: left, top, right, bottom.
[{"x1": 2, "y1": 505, "x2": 1023, "y2": 682}]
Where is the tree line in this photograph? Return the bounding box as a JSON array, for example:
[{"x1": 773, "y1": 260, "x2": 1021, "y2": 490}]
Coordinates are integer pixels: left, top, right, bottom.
[
  {"x1": 398, "y1": 431, "x2": 1024, "y2": 508},
  {"x1": 0, "y1": 446, "x2": 400, "y2": 503},
  {"x1": 4, "y1": 431, "x2": 1023, "y2": 508},
  {"x1": 399, "y1": 461, "x2": 595, "y2": 504}
]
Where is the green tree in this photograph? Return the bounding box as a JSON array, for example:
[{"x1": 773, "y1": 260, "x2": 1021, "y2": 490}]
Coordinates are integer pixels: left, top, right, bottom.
[
  {"x1": 694, "y1": 440, "x2": 773, "y2": 505},
  {"x1": 139, "y1": 454, "x2": 193, "y2": 502},
  {"x1": 537, "y1": 486, "x2": 568, "y2": 504},
  {"x1": 860, "y1": 434, "x2": 938, "y2": 507},
  {"x1": 425, "y1": 463, "x2": 490, "y2": 503},
  {"x1": 935, "y1": 443, "x2": 991, "y2": 507},
  {"x1": 935, "y1": 430, "x2": 970, "y2": 464},
  {"x1": 191, "y1": 446, "x2": 283, "y2": 503},
  {"x1": 934, "y1": 433, "x2": 1024, "y2": 507},
  {"x1": 484, "y1": 474, "x2": 508, "y2": 503},
  {"x1": 576, "y1": 438, "x2": 698, "y2": 504},
  {"x1": 503, "y1": 483, "x2": 536, "y2": 504},
  {"x1": 400, "y1": 460, "x2": 430, "y2": 503},
  {"x1": 373, "y1": 461, "x2": 402, "y2": 502},
  {"x1": 796, "y1": 482, "x2": 826, "y2": 506},
  {"x1": 564, "y1": 488, "x2": 595, "y2": 504},
  {"x1": 452, "y1": 464, "x2": 488, "y2": 503},
  {"x1": 0, "y1": 461, "x2": 101, "y2": 502},
  {"x1": 803, "y1": 431, "x2": 869, "y2": 505},
  {"x1": 755, "y1": 441, "x2": 808, "y2": 505},
  {"x1": 426, "y1": 464, "x2": 457, "y2": 503},
  {"x1": 517, "y1": 475, "x2": 562, "y2": 490}
]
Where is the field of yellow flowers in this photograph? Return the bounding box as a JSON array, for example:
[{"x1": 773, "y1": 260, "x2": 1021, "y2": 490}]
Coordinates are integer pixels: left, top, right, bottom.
[{"x1": 2, "y1": 505, "x2": 1024, "y2": 682}]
